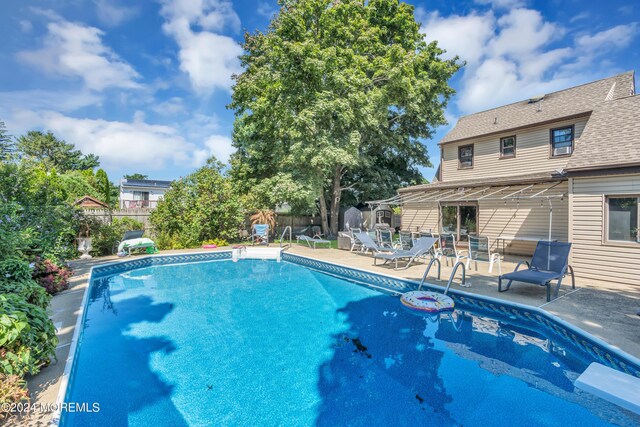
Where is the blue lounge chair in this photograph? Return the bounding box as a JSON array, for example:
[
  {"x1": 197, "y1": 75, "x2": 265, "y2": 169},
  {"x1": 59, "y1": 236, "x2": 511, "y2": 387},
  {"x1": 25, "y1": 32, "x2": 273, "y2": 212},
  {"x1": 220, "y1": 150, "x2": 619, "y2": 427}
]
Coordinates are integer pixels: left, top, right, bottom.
[
  {"x1": 498, "y1": 241, "x2": 575, "y2": 302},
  {"x1": 354, "y1": 232, "x2": 395, "y2": 255},
  {"x1": 373, "y1": 237, "x2": 438, "y2": 270},
  {"x1": 251, "y1": 224, "x2": 269, "y2": 246},
  {"x1": 298, "y1": 235, "x2": 331, "y2": 249}
]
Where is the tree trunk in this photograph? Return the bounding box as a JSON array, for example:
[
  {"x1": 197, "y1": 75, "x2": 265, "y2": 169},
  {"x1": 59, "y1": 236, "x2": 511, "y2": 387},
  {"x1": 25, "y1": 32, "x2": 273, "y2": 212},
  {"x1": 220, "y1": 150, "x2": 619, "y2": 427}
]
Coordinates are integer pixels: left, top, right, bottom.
[
  {"x1": 329, "y1": 166, "x2": 342, "y2": 237},
  {"x1": 318, "y1": 189, "x2": 330, "y2": 236}
]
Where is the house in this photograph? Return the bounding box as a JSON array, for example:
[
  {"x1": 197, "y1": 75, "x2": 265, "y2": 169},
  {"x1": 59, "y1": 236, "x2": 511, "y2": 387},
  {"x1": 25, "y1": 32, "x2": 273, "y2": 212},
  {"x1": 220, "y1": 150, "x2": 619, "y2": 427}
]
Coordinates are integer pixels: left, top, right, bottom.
[
  {"x1": 390, "y1": 71, "x2": 639, "y2": 286},
  {"x1": 119, "y1": 178, "x2": 172, "y2": 209},
  {"x1": 74, "y1": 195, "x2": 110, "y2": 209}
]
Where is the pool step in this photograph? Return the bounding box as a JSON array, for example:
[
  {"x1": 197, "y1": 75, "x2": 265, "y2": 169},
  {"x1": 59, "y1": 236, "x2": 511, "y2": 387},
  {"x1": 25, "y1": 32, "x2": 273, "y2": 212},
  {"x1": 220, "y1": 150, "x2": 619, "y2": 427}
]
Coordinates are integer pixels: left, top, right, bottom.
[
  {"x1": 232, "y1": 247, "x2": 282, "y2": 262},
  {"x1": 575, "y1": 362, "x2": 640, "y2": 415}
]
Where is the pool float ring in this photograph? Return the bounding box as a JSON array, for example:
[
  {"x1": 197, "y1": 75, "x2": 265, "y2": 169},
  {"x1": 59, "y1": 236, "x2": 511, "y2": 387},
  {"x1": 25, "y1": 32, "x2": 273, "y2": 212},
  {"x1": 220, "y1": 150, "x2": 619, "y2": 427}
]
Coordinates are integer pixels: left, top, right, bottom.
[
  {"x1": 400, "y1": 291, "x2": 455, "y2": 314},
  {"x1": 202, "y1": 244, "x2": 218, "y2": 249}
]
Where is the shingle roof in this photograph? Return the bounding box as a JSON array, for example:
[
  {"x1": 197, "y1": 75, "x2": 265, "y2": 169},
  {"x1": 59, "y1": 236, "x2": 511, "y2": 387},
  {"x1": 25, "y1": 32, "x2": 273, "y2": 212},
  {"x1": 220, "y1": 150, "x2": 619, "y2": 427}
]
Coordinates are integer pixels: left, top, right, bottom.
[
  {"x1": 399, "y1": 171, "x2": 564, "y2": 193},
  {"x1": 440, "y1": 72, "x2": 635, "y2": 144},
  {"x1": 566, "y1": 94, "x2": 640, "y2": 171},
  {"x1": 122, "y1": 179, "x2": 172, "y2": 188}
]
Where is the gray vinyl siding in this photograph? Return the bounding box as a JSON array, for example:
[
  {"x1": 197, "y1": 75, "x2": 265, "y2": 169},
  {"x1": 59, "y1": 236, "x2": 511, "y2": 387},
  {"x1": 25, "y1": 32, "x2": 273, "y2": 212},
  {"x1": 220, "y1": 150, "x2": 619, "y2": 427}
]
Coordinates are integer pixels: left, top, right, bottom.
[
  {"x1": 570, "y1": 175, "x2": 640, "y2": 286},
  {"x1": 401, "y1": 204, "x2": 439, "y2": 232},
  {"x1": 441, "y1": 118, "x2": 588, "y2": 182}
]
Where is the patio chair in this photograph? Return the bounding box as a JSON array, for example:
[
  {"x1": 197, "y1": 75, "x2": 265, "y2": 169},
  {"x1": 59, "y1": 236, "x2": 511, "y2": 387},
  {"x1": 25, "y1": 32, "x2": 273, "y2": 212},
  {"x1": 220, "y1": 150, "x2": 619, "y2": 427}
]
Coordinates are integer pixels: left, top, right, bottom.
[
  {"x1": 465, "y1": 236, "x2": 501, "y2": 275},
  {"x1": 116, "y1": 230, "x2": 158, "y2": 256},
  {"x1": 498, "y1": 241, "x2": 575, "y2": 302},
  {"x1": 298, "y1": 235, "x2": 331, "y2": 249},
  {"x1": 251, "y1": 224, "x2": 269, "y2": 246},
  {"x1": 378, "y1": 230, "x2": 394, "y2": 249},
  {"x1": 398, "y1": 231, "x2": 413, "y2": 250},
  {"x1": 373, "y1": 237, "x2": 438, "y2": 270},
  {"x1": 435, "y1": 233, "x2": 464, "y2": 266},
  {"x1": 353, "y1": 232, "x2": 395, "y2": 255},
  {"x1": 344, "y1": 228, "x2": 362, "y2": 252}
]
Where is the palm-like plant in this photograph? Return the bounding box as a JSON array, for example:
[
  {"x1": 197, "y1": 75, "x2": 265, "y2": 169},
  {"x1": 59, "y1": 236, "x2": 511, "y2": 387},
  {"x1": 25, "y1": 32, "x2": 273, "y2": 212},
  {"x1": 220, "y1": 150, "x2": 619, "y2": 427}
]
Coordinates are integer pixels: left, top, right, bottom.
[{"x1": 250, "y1": 209, "x2": 276, "y2": 231}]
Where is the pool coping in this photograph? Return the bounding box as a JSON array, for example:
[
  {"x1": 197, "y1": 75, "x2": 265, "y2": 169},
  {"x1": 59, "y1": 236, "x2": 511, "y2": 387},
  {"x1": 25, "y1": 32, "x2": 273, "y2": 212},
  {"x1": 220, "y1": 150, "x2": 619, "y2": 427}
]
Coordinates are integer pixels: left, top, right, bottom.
[{"x1": 52, "y1": 250, "x2": 640, "y2": 424}]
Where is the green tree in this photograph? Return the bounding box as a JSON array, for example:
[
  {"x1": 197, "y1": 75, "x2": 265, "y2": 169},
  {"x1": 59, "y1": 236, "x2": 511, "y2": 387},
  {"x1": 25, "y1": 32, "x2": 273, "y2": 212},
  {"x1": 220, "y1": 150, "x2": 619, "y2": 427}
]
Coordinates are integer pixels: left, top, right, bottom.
[
  {"x1": 16, "y1": 130, "x2": 99, "y2": 172},
  {"x1": 150, "y1": 158, "x2": 245, "y2": 249},
  {"x1": 230, "y1": 0, "x2": 460, "y2": 235},
  {"x1": 95, "y1": 169, "x2": 111, "y2": 206},
  {"x1": 124, "y1": 173, "x2": 148, "y2": 180},
  {"x1": 0, "y1": 120, "x2": 15, "y2": 162}
]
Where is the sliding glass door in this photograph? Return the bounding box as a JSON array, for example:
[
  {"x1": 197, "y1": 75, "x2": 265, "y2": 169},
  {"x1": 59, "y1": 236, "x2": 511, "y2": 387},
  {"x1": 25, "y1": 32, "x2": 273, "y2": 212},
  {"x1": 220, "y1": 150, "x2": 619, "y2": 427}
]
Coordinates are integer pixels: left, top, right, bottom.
[{"x1": 440, "y1": 204, "x2": 478, "y2": 241}]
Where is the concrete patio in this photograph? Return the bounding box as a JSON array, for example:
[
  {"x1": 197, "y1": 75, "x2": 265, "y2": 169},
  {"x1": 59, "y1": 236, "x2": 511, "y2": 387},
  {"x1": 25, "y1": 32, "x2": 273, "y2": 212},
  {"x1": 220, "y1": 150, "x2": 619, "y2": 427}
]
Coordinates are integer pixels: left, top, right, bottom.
[{"x1": 11, "y1": 245, "x2": 640, "y2": 426}]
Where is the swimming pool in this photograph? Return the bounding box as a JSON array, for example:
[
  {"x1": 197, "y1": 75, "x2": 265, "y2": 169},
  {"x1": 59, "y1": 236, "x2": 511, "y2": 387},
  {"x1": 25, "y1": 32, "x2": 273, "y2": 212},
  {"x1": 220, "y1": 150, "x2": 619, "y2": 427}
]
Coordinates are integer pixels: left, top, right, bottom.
[{"x1": 60, "y1": 253, "x2": 640, "y2": 426}]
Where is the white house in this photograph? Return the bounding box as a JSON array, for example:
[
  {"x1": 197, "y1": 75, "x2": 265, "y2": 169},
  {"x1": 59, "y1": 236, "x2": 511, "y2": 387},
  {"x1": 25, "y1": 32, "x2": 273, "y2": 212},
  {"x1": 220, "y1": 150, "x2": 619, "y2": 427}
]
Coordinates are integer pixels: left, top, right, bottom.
[{"x1": 119, "y1": 179, "x2": 172, "y2": 209}]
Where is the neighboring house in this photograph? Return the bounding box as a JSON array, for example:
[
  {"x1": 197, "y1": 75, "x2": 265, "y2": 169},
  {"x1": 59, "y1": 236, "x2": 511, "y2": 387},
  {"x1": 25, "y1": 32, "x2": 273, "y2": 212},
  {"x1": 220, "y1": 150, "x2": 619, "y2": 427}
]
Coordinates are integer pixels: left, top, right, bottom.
[
  {"x1": 74, "y1": 195, "x2": 110, "y2": 209},
  {"x1": 119, "y1": 179, "x2": 172, "y2": 209},
  {"x1": 390, "y1": 71, "x2": 639, "y2": 286}
]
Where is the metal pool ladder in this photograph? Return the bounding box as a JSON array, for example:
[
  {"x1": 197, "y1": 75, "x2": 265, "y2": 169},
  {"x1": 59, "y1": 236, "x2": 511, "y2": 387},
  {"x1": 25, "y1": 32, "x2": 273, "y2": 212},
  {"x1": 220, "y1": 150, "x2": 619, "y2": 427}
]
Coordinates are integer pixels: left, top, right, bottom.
[
  {"x1": 280, "y1": 226, "x2": 292, "y2": 250},
  {"x1": 418, "y1": 259, "x2": 467, "y2": 295}
]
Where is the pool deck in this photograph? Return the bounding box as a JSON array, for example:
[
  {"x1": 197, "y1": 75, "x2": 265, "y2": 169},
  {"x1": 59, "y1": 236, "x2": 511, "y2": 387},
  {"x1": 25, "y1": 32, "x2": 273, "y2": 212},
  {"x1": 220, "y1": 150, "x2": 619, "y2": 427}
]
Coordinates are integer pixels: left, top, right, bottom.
[{"x1": 12, "y1": 245, "x2": 640, "y2": 426}]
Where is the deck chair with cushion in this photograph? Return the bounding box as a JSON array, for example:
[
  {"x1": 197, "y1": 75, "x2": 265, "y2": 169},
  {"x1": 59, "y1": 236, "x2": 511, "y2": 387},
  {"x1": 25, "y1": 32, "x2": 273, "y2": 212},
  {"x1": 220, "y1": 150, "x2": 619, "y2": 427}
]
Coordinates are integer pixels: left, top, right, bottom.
[
  {"x1": 498, "y1": 241, "x2": 575, "y2": 302},
  {"x1": 354, "y1": 232, "x2": 395, "y2": 255},
  {"x1": 373, "y1": 237, "x2": 438, "y2": 270},
  {"x1": 251, "y1": 224, "x2": 270, "y2": 246},
  {"x1": 465, "y1": 236, "x2": 501, "y2": 275},
  {"x1": 117, "y1": 230, "x2": 158, "y2": 256},
  {"x1": 298, "y1": 235, "x2": 331, "y2": 249}
]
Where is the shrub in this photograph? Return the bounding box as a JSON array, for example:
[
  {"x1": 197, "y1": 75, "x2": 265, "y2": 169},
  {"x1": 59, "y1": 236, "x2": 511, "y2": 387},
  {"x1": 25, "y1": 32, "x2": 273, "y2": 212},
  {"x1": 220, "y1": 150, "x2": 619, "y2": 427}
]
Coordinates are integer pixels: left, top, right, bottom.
[
  {"x1": 0, "y1": 258, "x2": 50, "y2": 309},
  {"x1": 0, "y1": 374, "x2": 29, "y2": 421},
  {"x1": 89, "y1": 217, "x2": 145, "y2": 256},
  {"x1": 202, "y1": 238, "x2": 229, "y2": 247},
  {"x1": 0, "y1": 294, "x2": 58, "y2": 376},
  {"x1": 31, "y1": 257, "x2": 73, "y2": 295},
  {"x1": 150, "y1": 158, "x2": 245, "y2": 249}
]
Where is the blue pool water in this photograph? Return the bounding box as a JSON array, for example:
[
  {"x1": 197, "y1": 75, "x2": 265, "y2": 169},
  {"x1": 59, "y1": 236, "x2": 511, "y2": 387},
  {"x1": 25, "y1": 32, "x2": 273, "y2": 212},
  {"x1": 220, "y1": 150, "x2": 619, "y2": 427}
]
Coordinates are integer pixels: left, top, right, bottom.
[{"x1": 61, "y1": 259, "x2": 639, "y2": 426}]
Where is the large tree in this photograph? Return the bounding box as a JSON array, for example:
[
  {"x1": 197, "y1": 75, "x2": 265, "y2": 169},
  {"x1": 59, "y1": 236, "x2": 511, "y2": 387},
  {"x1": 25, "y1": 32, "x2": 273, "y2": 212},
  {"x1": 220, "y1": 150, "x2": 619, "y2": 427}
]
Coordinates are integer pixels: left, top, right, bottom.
[
  {"x1": 17, "y1": 131, "x2": 100, "y2": 172},
  {"x1": 230, "y1": 0, "x2": 460, "y2": 235},
  {"x1": 0, "y1": 121, "x2": 14, "y2": 162}
]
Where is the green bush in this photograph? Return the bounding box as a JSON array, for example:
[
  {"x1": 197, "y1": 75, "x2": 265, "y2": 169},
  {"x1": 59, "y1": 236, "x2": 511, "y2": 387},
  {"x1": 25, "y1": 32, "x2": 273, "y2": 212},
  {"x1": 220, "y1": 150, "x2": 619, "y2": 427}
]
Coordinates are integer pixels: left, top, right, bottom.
[
  {"x1": 151, "y1": 158, "x2": 245, "y2": 249},
  {"x1": 0, "y1": 258, "x2": 50, "y2": 309},
  {"x1": 0, "y1": 294, "x2": 58, "y2": 376},
  {"x1": 202, "y1": 238, "x2": 229, "y2": 247},
  {"x1": 90, "y1": 217, "x2": 145, "y2": 256},
  {"x1": 0, "y1": 374, "x2": 29, "y2": 421}
]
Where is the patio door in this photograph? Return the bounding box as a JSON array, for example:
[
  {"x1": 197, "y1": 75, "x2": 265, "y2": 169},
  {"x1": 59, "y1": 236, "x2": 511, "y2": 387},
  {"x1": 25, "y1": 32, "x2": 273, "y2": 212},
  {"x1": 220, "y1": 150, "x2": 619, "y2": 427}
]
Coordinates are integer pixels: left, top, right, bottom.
[{"x1": 440, "y1": 204, "x2": 478, "y2": 241}]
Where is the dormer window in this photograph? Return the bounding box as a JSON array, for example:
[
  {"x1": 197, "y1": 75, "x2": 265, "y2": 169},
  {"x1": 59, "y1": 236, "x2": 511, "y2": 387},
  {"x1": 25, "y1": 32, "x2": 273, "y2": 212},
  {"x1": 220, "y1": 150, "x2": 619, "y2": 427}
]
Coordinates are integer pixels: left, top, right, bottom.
[
  {"x1": 500, "y1": 136, "x2": 516, "y2": 158},
  {"x1": 458, "y1": 144, "x2": 474, "y2": 169},
  {"x1": 550, "y1": 126, "x2": 574, "y2": 157}
]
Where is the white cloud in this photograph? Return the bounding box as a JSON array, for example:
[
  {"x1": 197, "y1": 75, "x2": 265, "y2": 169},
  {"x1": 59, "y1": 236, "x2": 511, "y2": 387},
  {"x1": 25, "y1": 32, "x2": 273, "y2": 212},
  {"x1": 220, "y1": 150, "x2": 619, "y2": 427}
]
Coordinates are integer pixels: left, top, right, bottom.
[
  {"x1": 474, "y1": 0, "x2": 527, "y2": 9},
  {"x1": 19, "y1": 20, "x2": 33, "y2": 33},
  {"x1": 159, "y1": 0, "x2": 242, "y2": 94},
  {"x1": 422, "y1": 12, "x2": 495, "y2": 66},
  {"x1": 0, "y1": 89, "x2": 102, "y2": 114},
  {"x1": 17, "y1": 20, "x2": 140, "y2": 91},
  {"x1": 9, "y1": 109, "x2": 232, "y2": 169},
  {"x1": 576, "y1": 23, "x2": 639, "y2": 51},
  {"x1": 151, "y1": 97, "x2": 187, "y2": 116},
  {"x1": 421, "y1": 8, "x2": 639, "y2": 114},
  {"x1": 94, "y1": 0, "x2": 138, "y2": 27},
  {"x1": 257, "y1": 2, "x2": 277, "y2": 18}
]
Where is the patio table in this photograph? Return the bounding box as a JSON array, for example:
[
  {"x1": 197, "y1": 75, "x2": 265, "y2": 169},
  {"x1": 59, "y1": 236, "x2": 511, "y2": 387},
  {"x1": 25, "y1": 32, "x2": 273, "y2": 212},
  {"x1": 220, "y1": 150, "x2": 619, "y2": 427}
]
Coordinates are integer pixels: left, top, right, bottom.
[{"x1": 495, "y1": 235, "x2": 557, "y2": 255}]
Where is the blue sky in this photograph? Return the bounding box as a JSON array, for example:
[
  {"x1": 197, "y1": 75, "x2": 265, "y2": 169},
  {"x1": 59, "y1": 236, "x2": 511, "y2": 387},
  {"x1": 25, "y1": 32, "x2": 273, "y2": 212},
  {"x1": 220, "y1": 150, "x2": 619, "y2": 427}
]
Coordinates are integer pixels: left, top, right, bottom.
[{"x1": 0, "y1": 0, "x2": 638, "y2": 182}]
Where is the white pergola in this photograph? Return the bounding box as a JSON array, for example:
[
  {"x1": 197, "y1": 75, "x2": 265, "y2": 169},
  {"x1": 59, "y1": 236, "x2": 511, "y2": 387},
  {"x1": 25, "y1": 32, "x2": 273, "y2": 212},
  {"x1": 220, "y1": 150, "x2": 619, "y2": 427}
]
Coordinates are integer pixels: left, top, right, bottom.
[{"x1": 365, "y1": 181, "x2": 567, "y2": 240}]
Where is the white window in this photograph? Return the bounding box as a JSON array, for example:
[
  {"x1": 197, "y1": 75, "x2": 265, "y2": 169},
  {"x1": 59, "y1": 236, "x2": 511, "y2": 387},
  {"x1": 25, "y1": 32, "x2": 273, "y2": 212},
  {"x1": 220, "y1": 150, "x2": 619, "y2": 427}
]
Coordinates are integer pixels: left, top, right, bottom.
[
  {"x1": 607, "y1": 197, "x2": 639, "y2": 242},
  {"x1": 500, "y1": 136, "x2": 516, "y2": 158}
]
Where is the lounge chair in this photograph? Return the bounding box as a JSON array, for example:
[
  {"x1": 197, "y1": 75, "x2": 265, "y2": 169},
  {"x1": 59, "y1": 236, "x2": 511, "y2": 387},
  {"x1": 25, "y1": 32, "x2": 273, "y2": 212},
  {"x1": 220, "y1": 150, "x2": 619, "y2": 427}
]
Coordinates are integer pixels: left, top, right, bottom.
[
  {"x1": 498, "y1": 241, "x2": 575, "y2": 302},
  {"x1": 465, "y1": 236, "x2": 501, "y2": 275},
  {"x1": 117, "y1": 230, "x2": 158, "y2": 256},
  {"x1": 251, "y1": 224, "x2": 269, "y2": 246},
  {"x1": 373, "y1": 237, "x2": 438, "y2": 270},
  {"x1": 353, "y1": 232, "x2": 395, "y2": 255},
  {"x1": 348, "y1": 228, "x2": 362, "y2": 252},
  {"x1": 398, "y1": 231, "x2": 413, "y2": 250},
  {"x1": 298, "y1": 235, "x2": 331, "y2": 249}
]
